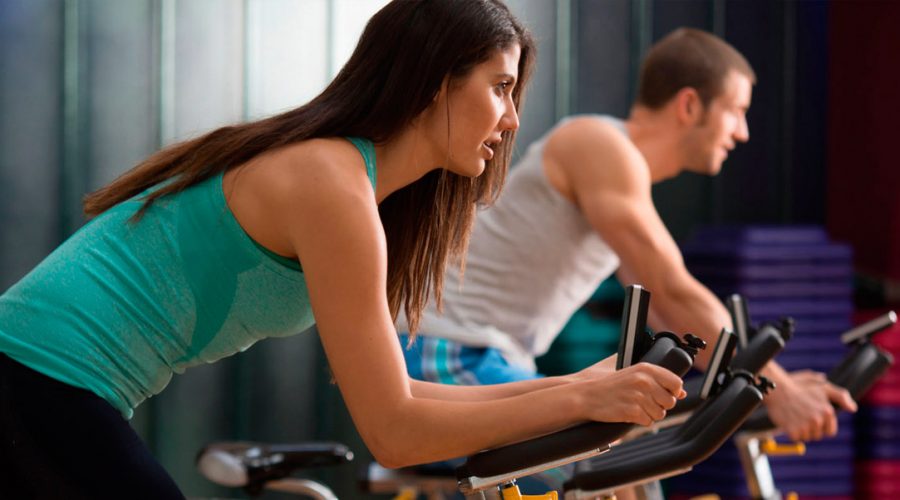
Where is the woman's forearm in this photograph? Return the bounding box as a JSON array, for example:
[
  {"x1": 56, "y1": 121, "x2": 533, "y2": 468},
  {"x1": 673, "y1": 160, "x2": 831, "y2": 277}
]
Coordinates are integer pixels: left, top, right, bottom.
[
  {"x1": 362, "y1": 360, "x2": 683, "y2": 469},
  {"x1": 369, "y1": 381, "x2": 585, "y2": 468},
  {"x1": 409, "y1": 374, "x2": 576, "y2": 401}
]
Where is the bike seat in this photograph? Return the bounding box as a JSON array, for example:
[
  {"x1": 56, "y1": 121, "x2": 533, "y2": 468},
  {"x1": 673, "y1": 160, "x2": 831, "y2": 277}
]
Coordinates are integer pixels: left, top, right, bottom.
[{"x1": 196, "y1": 441, "x2": 353, "y2": 492}]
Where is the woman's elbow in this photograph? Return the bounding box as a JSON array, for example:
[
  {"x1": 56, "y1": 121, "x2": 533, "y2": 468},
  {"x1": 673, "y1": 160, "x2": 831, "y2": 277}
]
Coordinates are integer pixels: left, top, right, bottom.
[
  {"x1": 358, "y1": 422, "x2": 423, "y2": 469},
  {"x1": 365, "y1": 438, "x2": 421, "y2": 470}
]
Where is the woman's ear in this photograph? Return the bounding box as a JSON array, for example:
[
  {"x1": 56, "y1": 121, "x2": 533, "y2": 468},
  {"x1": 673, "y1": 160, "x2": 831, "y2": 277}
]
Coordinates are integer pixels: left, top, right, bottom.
[{"x1": 433, "y1": 75, "x2": 451, "y2": 102}]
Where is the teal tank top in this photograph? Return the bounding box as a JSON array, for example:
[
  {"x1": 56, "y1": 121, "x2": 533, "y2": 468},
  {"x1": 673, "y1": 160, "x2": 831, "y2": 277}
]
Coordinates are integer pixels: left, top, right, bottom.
[{"x1": 0, "y1": 137, "x2": 376, "y2": 419}]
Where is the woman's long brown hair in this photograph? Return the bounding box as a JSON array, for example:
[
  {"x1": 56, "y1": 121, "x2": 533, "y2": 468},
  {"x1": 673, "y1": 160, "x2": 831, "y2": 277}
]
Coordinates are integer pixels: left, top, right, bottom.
[{"x1": 83, "y1": 0, "x2": 535, "y2": 334}]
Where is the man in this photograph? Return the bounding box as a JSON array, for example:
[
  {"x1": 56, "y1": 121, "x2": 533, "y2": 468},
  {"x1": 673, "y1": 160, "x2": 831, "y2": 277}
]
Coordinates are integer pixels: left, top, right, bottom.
[{"x1": 400, "y1": 28, "x2": 855, "y2": 445}]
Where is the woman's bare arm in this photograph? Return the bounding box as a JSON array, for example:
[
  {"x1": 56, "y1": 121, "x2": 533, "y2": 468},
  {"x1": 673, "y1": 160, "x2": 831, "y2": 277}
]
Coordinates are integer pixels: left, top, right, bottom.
[{"x1": 256, "y1": 142, "x2": 682, "y2": 468}]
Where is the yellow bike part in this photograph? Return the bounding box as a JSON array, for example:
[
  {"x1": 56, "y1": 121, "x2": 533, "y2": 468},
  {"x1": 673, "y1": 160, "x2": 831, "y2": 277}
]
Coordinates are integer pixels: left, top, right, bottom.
[
  {"x1": 760, "y1": 438, "x2": 806, "y2": 456},
  {"x1": 392, "y1": 486, "x2": 417, "y2": 500},
  {"x1": 501, "y1": 482, "x2": 558, "y2": 500}
]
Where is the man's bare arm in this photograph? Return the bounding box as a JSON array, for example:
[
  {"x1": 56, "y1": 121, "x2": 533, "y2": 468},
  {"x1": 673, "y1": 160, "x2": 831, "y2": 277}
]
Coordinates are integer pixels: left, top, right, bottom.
[{"x1": 543, "y1": 117, "x2": 855, "y2": 441}]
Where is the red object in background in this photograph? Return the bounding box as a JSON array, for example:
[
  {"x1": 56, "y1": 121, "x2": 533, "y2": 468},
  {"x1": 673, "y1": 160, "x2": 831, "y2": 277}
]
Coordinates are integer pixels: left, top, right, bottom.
[
  {"x1": 826, "y1": 0, "x2": 900, "y2": 282},
  {"x1": 857, "y1": 460, "x2": 900, "y2": 498},
  {"x1": 854, "y1": 310, "x2": 900, "y2": 498},
  {"x1": 852, "y1": 309, "x2": 899, "y2": 405}
]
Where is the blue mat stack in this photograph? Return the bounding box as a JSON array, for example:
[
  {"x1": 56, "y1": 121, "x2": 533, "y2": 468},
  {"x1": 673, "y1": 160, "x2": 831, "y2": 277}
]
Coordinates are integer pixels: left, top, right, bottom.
[{"x1": 666, "y1": 225, "x2": 855, "y2": 500}]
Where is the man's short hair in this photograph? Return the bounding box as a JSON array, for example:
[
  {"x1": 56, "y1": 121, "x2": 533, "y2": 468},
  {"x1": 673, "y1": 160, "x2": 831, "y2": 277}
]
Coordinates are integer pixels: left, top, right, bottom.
[{"x1": 636, "y1": 28, "x2": 756, "y2": 109}]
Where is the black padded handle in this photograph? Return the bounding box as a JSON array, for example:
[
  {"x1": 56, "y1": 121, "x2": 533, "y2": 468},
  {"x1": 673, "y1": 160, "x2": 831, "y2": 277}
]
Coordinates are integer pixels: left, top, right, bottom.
[
  {"x1": 574, "y1": 373, "x2": 759, "y2": 464},
  {"x1": 740, "y1": 343, "x2": 894, "y2": 432},
  {"x1": 729, "y1": 324, "x2": 786, "y2": 374},
  {"x1": 457, "y1": 336, "x2": 693, "y2": 480},
  {"x1": 671, "y1": 377, "x2": 704, "y2": 415},
  {"x1": 457, "y1": 420, "x2": 633, "y2": 480},
  {"x1": 565, "y1": 375, "x2": 764, "y2": 492},
  {"x1": 639, "y1": 334, "x2": 694, "y2": 377},
  {"x1": 829, "y1": 343, "x2": 894, "y2": 398}
]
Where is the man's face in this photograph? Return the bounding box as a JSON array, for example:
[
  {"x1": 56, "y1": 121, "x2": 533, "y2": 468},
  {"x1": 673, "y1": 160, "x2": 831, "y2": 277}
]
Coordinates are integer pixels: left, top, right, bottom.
[{"x1": 683, "y1": 70, "x2": 753, "y2": 175}]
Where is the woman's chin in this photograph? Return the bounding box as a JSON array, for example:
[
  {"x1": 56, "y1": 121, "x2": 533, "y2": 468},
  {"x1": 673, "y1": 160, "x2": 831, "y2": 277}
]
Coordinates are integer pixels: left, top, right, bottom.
[{"x1": 447, "y1": 161, "x2": 486, "y2": 178}]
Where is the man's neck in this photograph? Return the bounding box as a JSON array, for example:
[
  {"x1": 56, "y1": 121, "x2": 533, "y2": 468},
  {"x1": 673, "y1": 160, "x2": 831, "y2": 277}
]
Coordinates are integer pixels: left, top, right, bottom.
[{"x1": 623, "y1": 107, "x2": 685, "y2": 183}]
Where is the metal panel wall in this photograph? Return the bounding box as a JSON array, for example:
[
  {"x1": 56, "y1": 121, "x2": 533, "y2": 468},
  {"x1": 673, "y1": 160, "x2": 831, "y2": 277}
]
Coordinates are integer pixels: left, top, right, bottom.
[
  {"x1": 0, "y1": 0, "x2": 64, "y2": 290},
  {"x1": 84, "y1": 0, "x2": 159, "y2": 189}
]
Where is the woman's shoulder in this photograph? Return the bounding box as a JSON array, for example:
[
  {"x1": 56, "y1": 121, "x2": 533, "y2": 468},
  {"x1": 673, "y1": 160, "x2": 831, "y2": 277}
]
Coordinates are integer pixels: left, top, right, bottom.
[
  {"x1": 250, "y1": 138, "x2": 373, "y2": 201},
  {"x1": 226, "y1": 137, "x2": 378, "y2": 229},
  {"x1": 277, "y1": 137, "x2": 366, "y2": 175}
]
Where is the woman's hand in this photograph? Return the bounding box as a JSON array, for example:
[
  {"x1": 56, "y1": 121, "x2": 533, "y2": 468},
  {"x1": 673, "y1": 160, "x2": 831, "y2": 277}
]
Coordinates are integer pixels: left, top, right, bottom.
[{"x1": 575, "y1": 362, "x2": 686, "y2": 426}]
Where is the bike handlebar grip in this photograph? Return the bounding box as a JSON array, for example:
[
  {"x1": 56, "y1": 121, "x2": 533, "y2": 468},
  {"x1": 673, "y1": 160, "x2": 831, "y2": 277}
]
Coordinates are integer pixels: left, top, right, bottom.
[
  {"x1": 840, "y1": 311, "x2": 897, "y2": 345},
  {"x1": 458, "y1": 337, "x2": 694, "y2": 481},
  {"x1": 638, "y1": 335, "x2": 694, "y2": 377},
  {"x1": 457, "y1": 421, "x2": 633, "y2": 480},
  {"x1": 564, "y1": 375, "x2": 764, "y2": 493},
  {"x1": 671, "y1": 377, "x2": 704, "y2": 415},
  {"x1": 828, "y1": 343, "x2": 894, "y2": 400},
  {"x1": 742, "y1": 342, "x2": 896, "y2": 432},
  {"x1": 729, "y1": 324, "x2": 786, "y2": 374}
]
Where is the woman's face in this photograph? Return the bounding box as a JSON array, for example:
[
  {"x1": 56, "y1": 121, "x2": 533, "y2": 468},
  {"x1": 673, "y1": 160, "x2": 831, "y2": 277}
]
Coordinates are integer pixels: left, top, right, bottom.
[{"x1": 425, "y1": 44, "x2": 522, "y2": 177}]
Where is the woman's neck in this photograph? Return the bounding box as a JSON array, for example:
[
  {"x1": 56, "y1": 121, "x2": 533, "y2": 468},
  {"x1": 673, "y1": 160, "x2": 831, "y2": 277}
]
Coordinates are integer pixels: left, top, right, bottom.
[{"x1": 372, "y1": 125, "x2": 443, "y2": 203}]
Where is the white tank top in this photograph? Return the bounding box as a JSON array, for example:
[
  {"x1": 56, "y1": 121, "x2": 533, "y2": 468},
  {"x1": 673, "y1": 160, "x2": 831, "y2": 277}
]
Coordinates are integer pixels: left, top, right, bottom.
[{"x1": 399, "y1": 116, "x2": 623, "y2": 370}]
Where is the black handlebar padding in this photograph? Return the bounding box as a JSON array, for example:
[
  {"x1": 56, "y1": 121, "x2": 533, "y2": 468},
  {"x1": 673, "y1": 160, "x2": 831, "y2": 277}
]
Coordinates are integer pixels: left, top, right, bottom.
[
  {"x1": 638, "y1": 336, "x2": 694, "y2": 377},
  {"x1": 828, "y1": 343, "x2": 894, "y2": 399},
  {"x1": 456, "y1": 420, "x2": 634, "y2": 481},
  {"x1": 672, "y1": 326, "x2": 783, "y2": 417},
  {"x1": 457, "y1": 338, "x2": 692, "y2": 481},
  {"x1": 730, "y1": 324, "x2": 786, "y2": 374},
  {"x1": 740, "y1": 342, "x2": 894, "y2": 432},
  {"x1": 580, "y1": 373, "x2": 758, "y2": 462},
  {"x1": 670, "y1": 377, "x2": 704, "y2": 416},
  {"x1": 564, "y1": 376, "x2": 763, "y2": 492}
]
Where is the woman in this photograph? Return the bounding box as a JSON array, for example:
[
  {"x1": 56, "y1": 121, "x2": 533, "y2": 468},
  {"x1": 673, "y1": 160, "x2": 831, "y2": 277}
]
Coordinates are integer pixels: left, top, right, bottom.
[{"x1": 0, "y1": 1, "x2": 683, "y2": 497}]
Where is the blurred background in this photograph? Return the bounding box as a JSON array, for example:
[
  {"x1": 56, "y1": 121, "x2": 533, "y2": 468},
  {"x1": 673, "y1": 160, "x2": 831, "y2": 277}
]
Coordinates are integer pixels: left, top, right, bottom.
[{"x1": 1, "y1": 0, "x2": 899, "y2": 498}]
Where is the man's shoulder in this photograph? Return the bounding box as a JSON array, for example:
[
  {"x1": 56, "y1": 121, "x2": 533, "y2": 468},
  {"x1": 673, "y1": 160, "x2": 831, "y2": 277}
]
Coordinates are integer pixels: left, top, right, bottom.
[
  {"x1": 546, "y1": 115, "x2": 647, "y2": 185},
  {"x1": 549, "y1": 116, "x2": 637, "y2": 160},
  {"x1": 553, "y1": 115, "x2": 628, "y2": 142}
]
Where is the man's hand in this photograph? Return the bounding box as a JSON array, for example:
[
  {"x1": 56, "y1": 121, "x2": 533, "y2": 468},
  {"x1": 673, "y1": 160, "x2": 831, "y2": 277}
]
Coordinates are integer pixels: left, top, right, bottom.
[{"x1": 764, "y1": 370, "x2": 858, "y2": 442}]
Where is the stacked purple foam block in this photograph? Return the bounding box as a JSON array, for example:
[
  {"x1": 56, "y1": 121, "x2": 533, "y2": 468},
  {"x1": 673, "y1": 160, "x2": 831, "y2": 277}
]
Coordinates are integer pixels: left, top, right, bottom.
[{"x1": 666, "y1": 225, "x2": 854, "y2": 500}]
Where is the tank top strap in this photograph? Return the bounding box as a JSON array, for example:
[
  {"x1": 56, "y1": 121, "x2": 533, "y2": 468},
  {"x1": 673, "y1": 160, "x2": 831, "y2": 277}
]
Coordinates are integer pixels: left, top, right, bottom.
[{"x1": 345, "y1": 137, "x2": 377, "y2": 191}]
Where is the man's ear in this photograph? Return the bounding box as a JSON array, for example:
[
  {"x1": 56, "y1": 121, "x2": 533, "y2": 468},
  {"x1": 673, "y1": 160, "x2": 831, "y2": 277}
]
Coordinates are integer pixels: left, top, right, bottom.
[{"x1": 674, "y1": 87, "x2": 703, "y2": 126}]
